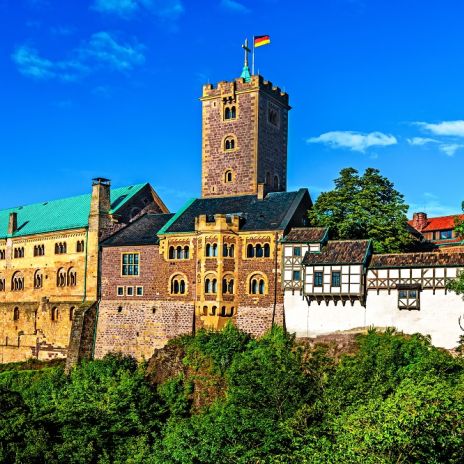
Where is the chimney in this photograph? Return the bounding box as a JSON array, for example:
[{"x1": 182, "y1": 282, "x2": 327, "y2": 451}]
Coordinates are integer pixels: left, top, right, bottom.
[
  {"x1": 8, "y1": 212, "x2": 17, "y2": 235},
  {"x1": 90, "y1": 178, "x2": 111, "y2": 216},
  {"x1": 412, "y1": 212, "x2": 428, "y2": 232},
  {"x1": 257, "y1": 183, "x2": 265, "y2": 200}
]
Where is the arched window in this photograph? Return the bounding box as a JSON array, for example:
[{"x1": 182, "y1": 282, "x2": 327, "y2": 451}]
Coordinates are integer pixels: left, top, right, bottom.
[
  {"x1": 224, "y1": 136, "x2": 236, "y2": 151},
  {"x1": 228, "y1": 244, "x2": 235, "y2": 257},
  {"x1": 205, "y1": 278, "x2": 211, "y2": 294},
  {"x1": 0, "y1": 250, "x2": 5, "y2": 260},
  {"x1": 170, "y1": 275, "x2": 187, "y2": 295},
  {"x1": 169, "y1": 246, "x2": 175, "y2": 259},
  {"x1": 222, "y1": 277, "x2": 235, "y2": 294},
  {"x1": 69, "y1": 306, "x2": 75, "y2": 321},
  {"x1": 266, "y1": 172, "x2": 271, "y2": 185},
  {"x1": 210, "y1": 306, "x2": 217, "y2": 316},
  {"x1": 184, "y1": 246, "x2": 190, "y2": 259},
  {"x1": 68, "y1": 268, "x2": 77, "y2": 287},
  {"x1": 223, "y1": 244, "x2": 228, "y2": 257},
  {"x1": 14, "y1": 247, "x2": 24, "y2": 258},
  {"x1": 231, "y1": 106, "x2": 236, "y2": 119},
  {"x1": 224, "y1": 106, "x2": 236, "y2": 120},
  {"x1": 13, "y1": 307, "x2": 19, "y2": 321},
  {"x1": 0, "y1": 277, "x2": 5, "y2": 291},
  {"x1": 55, "y1": 242, "x2": 67, "y2": 254},
  {"x1": 34, "y1": 270, "x2": 43, "y2": 289},
  {"x1": 249, "y1": 274, "x2": 267, "y2": 295},
  {"x1": 176, "y1": 246, "x2": 183, "y2": 259},
  {"x1": 225, "y1": 170, "x2": 233, "y2": 183},
  {"x1": 205, "y1": 244, "x2": 211, "y2": 257},
  {"x1": 224, "y1": 107, "x2": 231, "y2": 120},
  {"x1": 57, "y1": 268, "x2": 66, "y2": 287},
  {"x1": 228, "y1": 279, "x2": 234, "y2": 294},
  {"x1": 273, "y1": 175, "x2": 279, "y2": 190},
  {"x1": 212, "y1": 279, "x2": 217, "y2": 293},
  {"x1": 11, "y1": 272, "x2": 24, "y2": 291},
  {"x1": 247, "y1": 244, "x2": 255, "y2": 258},
  {"x1": 76, "y1": 240, "x2": 85, "y2": 253},
  {"x1": 51, "y1": 306, "x2": 59, "y2": 321},
  {"x1": 255, "y1": 244, "x2": 263, "y2": 258},
  {"x1": 202, "y1": 306, "x2": 208, "y2": 316},
  {"x1": 264, "y1": 243, "x2": 270, "y2": 258},
  {"x1": 212, "y1": 244, "x2": 218, "y2": 257}
]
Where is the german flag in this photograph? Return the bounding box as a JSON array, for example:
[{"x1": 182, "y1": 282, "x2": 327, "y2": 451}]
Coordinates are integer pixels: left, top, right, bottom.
[{"x1": 254, "y1": 35, "x2": 270, "y2": 48}]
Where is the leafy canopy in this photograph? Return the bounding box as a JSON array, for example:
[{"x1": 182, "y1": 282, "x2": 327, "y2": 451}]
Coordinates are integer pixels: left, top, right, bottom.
[{"x1": 308, "y1": 167, "x2": 413, "y2": 253}]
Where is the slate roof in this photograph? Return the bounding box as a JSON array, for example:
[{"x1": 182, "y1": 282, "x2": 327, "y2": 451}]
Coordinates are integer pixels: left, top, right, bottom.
[
  {"x1": 302, "y1": 240, "x2": 371, "y2": 265},
  {"x1": 102, "y1": 213, "x2": 174, "y2": 247},
  {"x1": 0, "y1": 183, "x2": 148, "y2": 239},
  {"x1": 282, "y1": 227, "x2": 328, "y2": 243},
  {"x1": 369, "y1": 252, "x2": 464, "y2": 268},
  {"x1": 160, "y1": 189, "x2": 310, "y2": 234}
]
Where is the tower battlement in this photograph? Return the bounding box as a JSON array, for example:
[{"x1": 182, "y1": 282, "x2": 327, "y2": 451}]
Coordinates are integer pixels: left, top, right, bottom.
[{"x1": 201, "y1": 75, "x2": 289, "y2": 107}]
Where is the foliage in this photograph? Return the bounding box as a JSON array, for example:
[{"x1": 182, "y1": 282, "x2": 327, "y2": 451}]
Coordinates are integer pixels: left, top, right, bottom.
[
  {"x1": 308, "y1": 167, "x2": 413, "y2": 253},
  {"x1": 1, "y1": 328, "x2": 463, "y2": 463}
]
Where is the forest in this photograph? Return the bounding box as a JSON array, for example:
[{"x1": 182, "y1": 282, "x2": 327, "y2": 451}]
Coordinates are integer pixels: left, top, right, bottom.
[{"x1": 1, "y1": 325, "x2": 463, "y2": 464}]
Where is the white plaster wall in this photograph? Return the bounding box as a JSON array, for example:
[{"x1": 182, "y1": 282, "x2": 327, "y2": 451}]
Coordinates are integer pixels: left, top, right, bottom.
[
  {"x1": 284, "y1": 291, "x2": 367, "y2": 338},
  {"x1": 365, "y1": 290, "x2": 464, "y2": 349},
  {"x1": 284, "y1": 289, "x2": 464, "y2": 349}
]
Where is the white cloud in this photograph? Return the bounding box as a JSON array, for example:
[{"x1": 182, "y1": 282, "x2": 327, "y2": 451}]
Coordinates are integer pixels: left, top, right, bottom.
[
  {"x1": 12, "y1": 32, "x2": 145, "y2": 82},
  {"x1": 407, "y1": 137, "x2": 439, "y2": 146},
  {"x1": 92, "y1": 0, "x2": 184, "y2": 20},
  {"x1": 439, "y1": 143, "x2": 463, "y2": 157},
  {"x1": 307, "y1": 130, "x2": 397, "y2": 153},
  {"x1": 417, "y1": 120, "x2": 464, "y2": 137},
  {"x1": 220, "y1": 0, "x2": 250, "y2": 13}
]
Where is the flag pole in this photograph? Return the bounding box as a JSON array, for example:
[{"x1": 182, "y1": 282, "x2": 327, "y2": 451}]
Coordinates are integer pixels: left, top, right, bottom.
[{"x1": 252, "y1": 36, "x2": 255, "y2": 75}]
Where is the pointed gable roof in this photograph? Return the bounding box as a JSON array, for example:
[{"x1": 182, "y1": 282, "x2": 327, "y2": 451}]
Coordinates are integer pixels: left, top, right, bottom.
[{"x1": 0, "y1": 183, "x2": 149, "y2": 239}]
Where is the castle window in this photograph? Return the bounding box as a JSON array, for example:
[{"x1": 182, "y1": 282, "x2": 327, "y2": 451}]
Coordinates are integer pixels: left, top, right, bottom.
[
  {"x1": 266, "y1": 172, "x2": 271, "y2": 186},
  {"x1": 331, "y1": 271, "x2": 341, "y2": 287},
  {"x1": 205, "y1": 277, "x2": 217, "y2": 294},
  {"x1": 206, "y1": 243, "x2": 218, "y2": 257},
  {"x1": 398, "y1": 287, "x2": 420, "y2": 310},
  {"x1": 0, "y1": 277, "x2": 5, "y2": 291},
  {"x1": 170, "y1": 275, "x2": 187, "y2": 295},
  {"x1": 314, "y1": 271, "x2": 323, "y2": 287},
  {"x1": 247, "y1": 243, "x2": 271, "y2": 258},
  {"x1": 176, "y1": 246, "x2": 184, "y2": 259},
  {"x1": 224, "y1": 136, "x2": 236, "y2": 151},
  {"x1": 136, "y1": 286, "x2": 143, "y2": 296},
  {"x1": 122, "y1": 253, "x2": 139, "y2": 276},
  {"x1": 34, "y1": 244, "x2": 45, "y2": 257},
  {"x1": 223, "y1": 244, "x2": 228, "y2": 257},
  {"x1": 264, "y1": 243, "x2": 270, "y2": 257},
  {"x1": 34, "y1": 270, "x2": 43, "y2": 289},
  {"x1": 210, "y1": 306, "x2": 217, "y2": 316},
  {"x1": 51, "y1": 306, "x2": 59, "y2": 321},
  {"x1": 14, "y1": 247, "x2": 24, "y2": 258},
  {"x1": 249, "y1": 274, "x2": 267, "y2": 295},
  {"x1": 169, "y1": 246, "x2": 175, "y2": 259},
  {"x1": 117, "y1": 286, "x2": 124, "y2": 296},
  {"x1": 222, "y1": 277, "x2": 235, "y2": 294},
  {"x1": 76, "y1": 240, "x2": 85, "y2": 253},
  {"x1": 0, "y1": 249, "x2": 5, "y2": 260},
  {"x1": 224, "y1": 105, "x2": 236, "y2": 120},
  {"x1": 268, "y1": 106, "x2": 279, "y2": 127},
  {"x1": 57, "y1": 268, "x2": 67, "y2": 287},
  {"x1": 68, "y1": 268, "x2": 77, "y2": 287},
  {"x1": 247, "y1": 244, "x2": 255, "y2": 258},
  {"x1": 126, "y1": 286, "x2": 134, "y2": 296},
  {"x1": 273, "y1": 175, "x2": 279, "y2": 190},
  {"x1": 13, "y1": 307, "x2": 19, "y2": 321},
  {"x1": 225, "y1": 170, "x2": 233, "y2": 183},
  {"x1": 184, "y1": 246, "x2": 190, "y2": 259},
  {"x1": 256, "y1": 244, "x2": 263, "y2": 258},
  {"x1": 69, "y1": 306, "x2": 75, "y2": 321},
  {"x1": 228, "y1": 244, "x2": 235, "y2": 257},
  {"x1": 11, "y1": 272, "x2": 24, "y2": 291},
  {"x1": 55, "y1": 242, "x2": 67, "y2": 254}
]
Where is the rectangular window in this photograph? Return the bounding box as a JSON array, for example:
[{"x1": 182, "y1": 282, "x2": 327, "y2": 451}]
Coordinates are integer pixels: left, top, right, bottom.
[
  {"x1": 314, "y1": 271, "x2": 323, "y2": 287},
  {"x1": 293, "y1": 247, "x2": 301, "y2": 257},
  {"x1": 126, "y1": 286, "x2": 134, "y2": 296},
  {"x1": 398, "y1": 288, "x2": 420, "y2": 310},
  {"x1": 331, "y1": 271, "x2": 341, "y2": 287},
  {"x1": 440, "y1": 230, "x2": 453, "y2": 240},
  {"x1": 136, "y1": 286, "x2": 143, "y2": 296},
  {"x1": 292, "y1": 270, "x2": 301, "y2": 281},
  {"x1": 117, "y1": 286, "x2": 124, "y2": 296},
  {"x1": 122, "y1": 253, "x2": 139, "y2": 276}
]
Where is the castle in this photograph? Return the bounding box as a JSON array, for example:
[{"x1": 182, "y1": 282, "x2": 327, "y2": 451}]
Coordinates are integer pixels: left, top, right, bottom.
[{"x1": 1, "y1": 60, "x2": 464, "y2": 367}]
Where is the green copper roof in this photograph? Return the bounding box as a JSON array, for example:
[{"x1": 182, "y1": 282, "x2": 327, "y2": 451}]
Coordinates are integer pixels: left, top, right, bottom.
[
  {"x1": 240, "y1": 65, "x2": 251, "y2": 82},
  {"x1": 0, "y1": 183, "x2": 147, "y2": 239}
]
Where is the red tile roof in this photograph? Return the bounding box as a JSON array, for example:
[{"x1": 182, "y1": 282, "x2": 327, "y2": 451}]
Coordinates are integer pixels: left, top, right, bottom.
[{"x1": 408, "y1": 214, "x2": 464, "y2": 232}]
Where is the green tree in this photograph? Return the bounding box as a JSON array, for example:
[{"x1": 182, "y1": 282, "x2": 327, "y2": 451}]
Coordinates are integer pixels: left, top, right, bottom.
[{"x1": 308, "y1": 167, "x2": 413, "y2": 253}]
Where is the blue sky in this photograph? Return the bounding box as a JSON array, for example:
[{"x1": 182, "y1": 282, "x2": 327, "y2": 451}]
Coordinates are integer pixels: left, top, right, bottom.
[{"x1": 1, "y1": 0, "x2": 464, "y2": 217}]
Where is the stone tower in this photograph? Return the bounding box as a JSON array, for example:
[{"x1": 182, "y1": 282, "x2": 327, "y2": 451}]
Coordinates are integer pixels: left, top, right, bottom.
[{"x1": 200, "y1": 71, "x2": 290, "y2": 198}]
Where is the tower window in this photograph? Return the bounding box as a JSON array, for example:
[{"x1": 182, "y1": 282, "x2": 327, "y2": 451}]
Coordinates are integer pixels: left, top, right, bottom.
[
  {"x1": 224, "y1": 136, "x2": 236, "y2": 151},
  {"x1": 225, "y1": 170, "x2": 233, "y2": 183},
  {"x1": 224, "y1": 105, "x2": 236, "y2": 120},
  {"x1": 273, "y1": 175, "x2": 279, "y2": 190}
]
